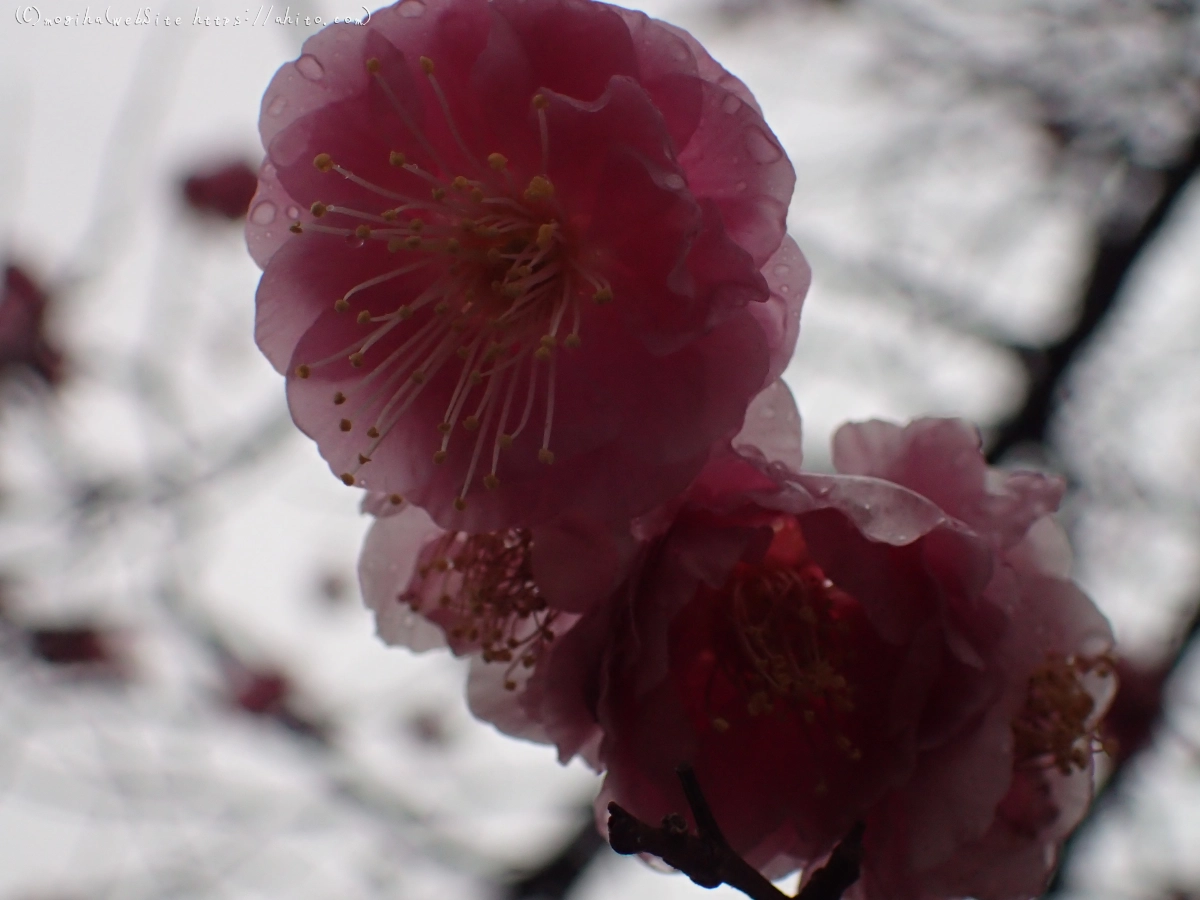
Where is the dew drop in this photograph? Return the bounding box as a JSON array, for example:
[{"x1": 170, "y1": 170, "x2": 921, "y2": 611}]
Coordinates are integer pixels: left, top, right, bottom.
[
  {"x1": 296, "y1": 54, "x2": 324, "y2": 81},
  {"x1": 397, "y1": 0, "x2": 425, "y2": 16},
  {"x1": 663, "y1": 173, "x2": 685, "y2": 190},
  {"x1": 745, "y1": 128, "x2": 782, "y2": 164},
  {"x1": 286, "y1": 205, "x2": 300, "y2": 219},
  {"x1": 722, "y1": 94, "x2": 742, "y2": 115},
  {"x1": 774, "y1": 264, "x2": 790, "y2": 277},
  {"x1": 267, "y1": 95, "x2": 287, "y2": 116},
  {"x1": 780, "y1": 285, "x2": 791, "y2": 294},
  {"x1": 250, "y1": 201, "x2": 277, "y2": 225},
  {"x1": 345, "y1": 234, "x2": 366, "y2": 249}
]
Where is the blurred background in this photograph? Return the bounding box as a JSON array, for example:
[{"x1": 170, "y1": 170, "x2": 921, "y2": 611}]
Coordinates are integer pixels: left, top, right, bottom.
[{"x1": 0, "y1": 0, "x2": 1198, "y2": 897}]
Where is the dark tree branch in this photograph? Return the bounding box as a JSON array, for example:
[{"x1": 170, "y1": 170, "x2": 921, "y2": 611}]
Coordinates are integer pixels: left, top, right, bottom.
[
  {"x1": 607, "y1": 765, "x2": 864, "y2": 900},
  {"x1": 988, "y1": 128, "x2": 1200, "y2": 462},
  {"x1": 506, "y1": 814, "x2": 609, "y2": 900}
]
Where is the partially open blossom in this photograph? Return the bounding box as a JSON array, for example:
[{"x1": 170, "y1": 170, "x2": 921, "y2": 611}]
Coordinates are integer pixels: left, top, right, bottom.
[
  {"x1": 370, "y1": 393, "x2": 1115, "y2": 900},
  {"x1": 182, "y1": 160, "x2": 260, "y2": 220},
  {"x1": 250, "y1": 0, "x2": 807, "y2": 531},
  {"x1": 0, "y1": 264, "x2": 63, "y2": 386}
]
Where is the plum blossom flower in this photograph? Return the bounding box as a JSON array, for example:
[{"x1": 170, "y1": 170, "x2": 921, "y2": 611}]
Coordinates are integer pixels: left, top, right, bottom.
[
  {"x1": 250, "y1": 0, "x2": 807, "y2": 532},
  {"x1": 182, "y1": 160, "x2": 260, "y2": 220},
  {"x1": 364, "y1": 387, "x2": 1115, "y2": 900},
  {"x1": 0, "y1": 263, "x2": 63, "y2": 386}
]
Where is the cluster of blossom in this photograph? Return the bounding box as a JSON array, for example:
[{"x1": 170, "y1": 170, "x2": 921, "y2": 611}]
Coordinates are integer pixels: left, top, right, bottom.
[{"x1": 247, "y1": 1, "x2": 1115, "y2": 898}]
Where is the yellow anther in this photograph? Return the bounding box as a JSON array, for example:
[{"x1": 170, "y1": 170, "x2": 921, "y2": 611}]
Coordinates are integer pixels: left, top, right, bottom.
[
  {"x1": 434, "y1": 302, "x2": 450, "y2": 315},
  {"x1": 409, "y1": 218, "x2": 425, "y2": 233},
  {"x1": 564, "y1": 334, "x2": 581, "y2": 348},
  {"x1": 349, "y1": 352, "x2": 365, "y2": 367},
  {"x1": 432, "y1": 187, "x2": 446, "y2": 201},
  {"x1": 538, "y1": 448, "x2": 555, "y2": 465},
  {"x1": 310, "y1": 201, "x2": 328, "y2": 217},
  {"x1": 469, "y1": 370, "x2": 483, "y2": 385},
  {"x1": 334, "y1": 298, "x2": 350, "y2": 312},
  {"x1": 367, "y1": 426, "x2": 380, "y2": 438},
  {"x1": 295, "y1": 364, "x2": 311, "y2": 379},
  {"x1": 433, "y1": 450, "x2": 448, "y2": 464},
  {"x1": 387, "y1": 238, "x2": 404, "y2": 253},
  {"x1": 313, "y1": 153, "x2": 334, "y2": 172},
  {"x1": 532, "y1": 93, "x2": 549, "y2": 110},
  {"x1": 289, "y1": 222, "x2": 304, "y2": 234},
  {"x1": 462, "y1": 416, "x2": 480, "y2": 432},
  {"x1": 446, "y1": 238, "x2": 461, "y2": 254},
  {"x1": 534, "y1": 346, "x2": 552, "y2": 361},
  {"x1": 486, "y1": 248, "x2": 503, "y2": 265},
  {"x1": 437, "y1": 422, "x2": 452, "y2": 434},
  {"x1": 389, "y1": 150, "x2": 406, "y2": 167},
  {"x1": 536, "y1": 222, "x2": 556, "y2": 249},
  {"x1": 340, "y1": 473, "x2": 356, "y2": 486},
  {"x1": 419, "y1": 56, "x2": 435, "y2": 75},
  {"x1": 388, "y1": 493, "x2": 403, "y2": 505},
  {"x1": 398, "y1": 305, "x2": 413, "y2": 320},
  {"x1": 470, "y1": 188, "x2": 485, "y2": 203},
  {"x1": 487, "y1": 153, "x2": 508, "y2": 170},
  {"x1": 524, "y1": 175, "x2": 555, "y2": 202},
  {"x1": 355, "y1": 224, "x2": 372, "y2": 239},
  {"x1": 454, "y1": 498, "x2": 467, "y2": 511},
  {"x1": 357, "y1": 310, "x2": 372, "y2": 324},
  {"x1": 411, "y1": 370, "x2": 426, "y2": 384},
  {"x1": 333, "y1": 392, "x2": 346, "y2": 405},
  {"x1": 540, "y1": 334, "x2": 556, "y2": 347},
  {"x1": 503, "y1": 283, "x2": 522, "y2": 300},
  {"x1": 453, "y1": 175, "x2": 470, "y2": 191},
  {"x1": 339, "y1": 418, "x2": 352, "y2": 432},
  {"x1": 593, "y1": 287, "x2": 613, "y2": 304},
  {"x1": 483, "y1": 474, "x2": 500, "y2": 490},
  {"x1": 358, "y1": 453, "x2": 371, "y2": 465},
  {"x1": 366, "y1": 57, "x2": 381, "y2": 73},
  {"x1": 711, "y1": 717, "x2": 730, "y2": 733},
  {"x1": 498, "y1": 434, "x2": 514, "y2": 449},
  {"x1": 405, "y1": 235, "x2": 422, "y2": 250},
  {"x1": 381, "y1": 209, "x2": 398, "y2": 222}
]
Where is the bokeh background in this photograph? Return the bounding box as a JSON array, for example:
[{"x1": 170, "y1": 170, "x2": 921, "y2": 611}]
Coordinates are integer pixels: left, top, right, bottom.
[{"x1": 1, "y1": 0, "x2": 1198, "y2": 897}]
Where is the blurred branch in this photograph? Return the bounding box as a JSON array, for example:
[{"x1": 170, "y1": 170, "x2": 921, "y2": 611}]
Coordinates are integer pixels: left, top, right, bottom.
[
  {"x1": 988, "y1": 127, "x2": 1200, "y2": 462},
  {"x1": 505, "y1": 810, "x2": 608, "y2": 900}
]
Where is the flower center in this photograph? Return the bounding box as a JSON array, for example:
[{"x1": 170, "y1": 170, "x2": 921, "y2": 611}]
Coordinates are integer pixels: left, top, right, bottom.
[
  {"x1": 682, "y1": 519, "x2": 863, "y2": 766},
  {"x1": 405, "y1": 528, "x2": 559, "y2": 690},
  {"x1": 1012, "y1": 653, "x2": 1113, "y2": 775},
  {"x1": 290, "y1": 57, "x2": 615, "y2": 508}
]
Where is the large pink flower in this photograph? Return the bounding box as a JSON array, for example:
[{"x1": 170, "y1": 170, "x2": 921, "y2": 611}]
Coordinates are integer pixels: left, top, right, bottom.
[
  {"x1": 250, "y1": 0, "x2": 807, "y2": 531},
  {"x1": 364, "y1": 393, "x2": 1115, "y2": 900}
]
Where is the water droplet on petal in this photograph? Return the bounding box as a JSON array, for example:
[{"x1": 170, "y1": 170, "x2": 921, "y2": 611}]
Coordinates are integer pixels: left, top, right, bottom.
[
  {"x1": 745, "y1": 128, "x2": 782, "y2": 164},
  {"x1": 722, "y1": 94, "x2": 742, "y2": 115},
  {"x1": 397, "y1": 0, "x2": 425, "y2": 16},
  {"x1": 780, "y1": 285, "x2": 791, "y2": 294},
  {"x1": 774, "y1": 264, "x2": 790, "y2": 277},
  {"x1": 663, "y1": 173, "x2": 685, "y2": 190},
  {"x1": 296, "y1": 54, "x2": 324, "y2": 81},
  {"x1": 286, "y1": 205, "x2": 300, "y2": 219},
  {"x1": 250, "y1": 201, "x2": 277, "y2": 225},
  {"x1": 267, "y1": 95, "x2": 287, "y2": 116},
  {"x1": 345, "y1": 234, "x2": 366, "y2": 249}
]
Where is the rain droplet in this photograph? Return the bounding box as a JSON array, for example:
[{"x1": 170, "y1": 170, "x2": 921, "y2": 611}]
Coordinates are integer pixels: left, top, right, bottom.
[
  {"x1": 296, "y1": 54, "x2": 324, "y2": 81},
  {"x1": 267, "y1": 95, "x2": 287, "y2": 116},
  {"x1": 780, "y1": 285, "x2": 791, "y2": 294},
  {"x1": 286, "y1": 205, "x2": 300, "y2": 219},
  {"x1": 663, "y1": 173, "x2": 685, "y2": 190},
  {"x1": 745, "y1": 128, "x2": 782, "y2": 164},
  {"x1": 345, "y1": 234, "x2": 366, "y2": 249},
  {"x1": 250, "y1": 201, "x2": 277, "y2": 225},
  {"x1": 397, "y1": 0, "x2": 425, "y2": 16},
  {"x1": 722, "y1": 94, "x2": 742, "y2": 115},
  {"x1": 774, "y1": 264, "x2": 790, "y2": 277}
]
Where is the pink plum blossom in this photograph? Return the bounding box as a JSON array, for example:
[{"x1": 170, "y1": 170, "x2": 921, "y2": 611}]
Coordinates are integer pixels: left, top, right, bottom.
[
  {"x1": 249, "y1": 0, "x2": 807, "y2": 532},
  {"x1": 363, "y1": 391, "x2": 1115, "y2": 900}
]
